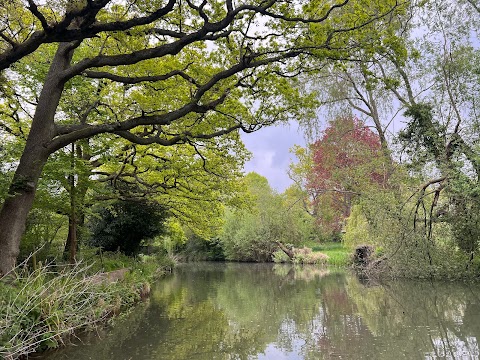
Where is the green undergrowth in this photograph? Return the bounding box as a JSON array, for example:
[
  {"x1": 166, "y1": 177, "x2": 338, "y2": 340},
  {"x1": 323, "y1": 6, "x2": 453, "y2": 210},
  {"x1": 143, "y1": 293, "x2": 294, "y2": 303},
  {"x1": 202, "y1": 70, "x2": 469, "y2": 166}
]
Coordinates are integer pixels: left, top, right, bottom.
[
  {"x1": 310, "y1": 242, "x2": 350, "y2": 267},
  {"x1": 0, "y1": 252, "x2": 173, "y2": 359},
  {"x1": 273, "y1": 242, "x2": 351, "y2": 267}
]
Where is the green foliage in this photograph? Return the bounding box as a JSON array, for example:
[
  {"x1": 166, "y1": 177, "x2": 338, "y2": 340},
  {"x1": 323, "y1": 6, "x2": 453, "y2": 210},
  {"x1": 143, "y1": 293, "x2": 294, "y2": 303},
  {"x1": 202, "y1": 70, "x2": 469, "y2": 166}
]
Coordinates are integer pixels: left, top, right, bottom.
[
  {"x1": 96, "y1": 251, "x2": 133, "y2": 273},
  {"x1": 95, "y1": 139, "x2": 250, "y2": 240},
  {"x1": 291, "y1": 116, "x2": 388, "y2": 237},
  {"x1": 0, "y1": 262, "x2": 119, "y2": 358},
  {"x1": 273, "y1": 242, "x2": 349, "y2": 266},
  {"x1": 399, "y1": 103, "x2": 444, "y2": 161},
  {"x1": 177, "y1": 233, "x2": 225, "y2": 262},
  {"x1": 88, "y1": 199, "x2": 168, "y2": 256},
  {"x1": 0, "y1": 251, "x2": 172, "y2": 359},
  {"x1": 0, "y1": 0, "x2": 412, "y2": 276},
  {"x1": 311, "y1": 242, "x2": 350, "y2": 267},
  {"x1": 272, "y1": 249, "x2": 291, "y2": 263},
  {"x1": 438, "y1": 172, "x2": 480, "y2": 257},
  {"x1": 291, "y1": 0, "x2": 480, "y2": 279},
  {"x1": 219, "y1": 173, "x2": 315, "y2": 262},
  {"x1": 159, "y1": 218, "x2": 188, "y2": 254},
  {"x1": 221, "y1": 208, "x2": 278, "y2": 262},
  {"x1": 343, "y1": 205, "x2": 373, "y2": 249},
  {"x1": 78, "y1": 247, "x2": 174, "y2": 277},
  {"x1": 339, "y1": 168, "x2": 480, "y2": 279},
  {"x1": 19, "y1": 209, "x2": 67, "y2": 261}
]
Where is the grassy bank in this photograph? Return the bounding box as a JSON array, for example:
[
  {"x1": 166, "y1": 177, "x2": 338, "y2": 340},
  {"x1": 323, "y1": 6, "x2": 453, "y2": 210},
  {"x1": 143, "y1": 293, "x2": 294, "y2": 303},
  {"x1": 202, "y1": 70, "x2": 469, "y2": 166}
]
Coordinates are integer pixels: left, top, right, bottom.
[
  {"x1": 0, "y1": 253, "x2": 173, "y2": 359},
  {"x1": 272, "y1": 242, "x2": 351, "y2": 266},
  {"x1": 310, "y1": 242, "x2": 351, "y2": 267}
]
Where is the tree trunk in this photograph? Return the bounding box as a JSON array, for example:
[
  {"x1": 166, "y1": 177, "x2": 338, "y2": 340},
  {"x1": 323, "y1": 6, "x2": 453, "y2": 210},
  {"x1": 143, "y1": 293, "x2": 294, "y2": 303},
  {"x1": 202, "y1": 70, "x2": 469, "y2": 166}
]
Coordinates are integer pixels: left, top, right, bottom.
[
  {"x1": 64, "y1": 143, "x2": 78, "y2": 263},
  {"x1": 0, "y1": 157, "x2": 49, "y2": 276},
  {"x1": 276, "y1": 241, "x2": 294, "y2": 259},
  {"x1": 0, "y1": 42, "x2": 76, "y2": 275},
  {"x1": 63, "y1": 141, "x2": 91, "y2": 262},
  {"x1": 65, "y1": 214, "x2": 78, "y2": 264}
]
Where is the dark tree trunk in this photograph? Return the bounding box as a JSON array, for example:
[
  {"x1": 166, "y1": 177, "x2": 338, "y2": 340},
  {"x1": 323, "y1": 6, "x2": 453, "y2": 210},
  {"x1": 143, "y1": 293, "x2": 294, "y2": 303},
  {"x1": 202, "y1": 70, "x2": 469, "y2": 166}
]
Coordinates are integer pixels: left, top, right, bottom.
[
  {"x1": 64, "y1": 209, "x2": 87, "y2": 263},
  {"x1": 0, "y1": 42, "x2": 76, "y2": 275},
  {"x1": 65, "y1": 214, "x2": 78, "y2": 264},
  {"x1": 0, "y1": 156, "x2": 49, "y2": 274},
  {"x1": 64, "y1": 143, "x2": 78, "y2": 263}
]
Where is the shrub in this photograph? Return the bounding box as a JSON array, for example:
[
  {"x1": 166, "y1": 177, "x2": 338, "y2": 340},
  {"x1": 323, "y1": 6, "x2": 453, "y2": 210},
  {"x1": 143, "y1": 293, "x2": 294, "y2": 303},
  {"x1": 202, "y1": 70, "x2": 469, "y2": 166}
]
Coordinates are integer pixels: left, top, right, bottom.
[
  {"x1": 343, "y1": 205, "x2": 372, "y2": 249},
  {"x1": 177, "y1": 234, "x2": 225, "y2": 261},
  {"x1": 88, "y1": 199, "x2": 168, "y2": 256}
]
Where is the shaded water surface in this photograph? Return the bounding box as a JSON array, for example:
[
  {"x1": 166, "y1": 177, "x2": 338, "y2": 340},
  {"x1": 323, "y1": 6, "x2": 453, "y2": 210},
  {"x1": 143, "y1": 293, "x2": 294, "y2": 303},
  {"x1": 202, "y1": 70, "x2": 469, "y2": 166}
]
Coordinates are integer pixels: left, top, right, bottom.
[{"x1": 40, "y1": 263, "x2": 480, "y2": 359}]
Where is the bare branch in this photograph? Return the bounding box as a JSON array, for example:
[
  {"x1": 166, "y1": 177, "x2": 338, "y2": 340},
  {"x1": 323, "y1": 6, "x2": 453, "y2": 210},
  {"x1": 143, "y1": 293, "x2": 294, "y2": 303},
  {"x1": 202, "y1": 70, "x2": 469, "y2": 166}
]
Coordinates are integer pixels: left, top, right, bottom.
[
  {"x1": 185, "y1": 0, "x2": 209, "y2": 23},
  {"x1": 26, "y1": 0, "x2": 51, "y2": 32},
  {"x1": 389, "y1": 56, "x2": 416, "y2": 106},
  {"x1": 403, "y1": 176, "x2": 447, "y2": 210},
  {"x1": 147, "y1": 28, "x2": 186, "y2": 38},
  {"x1": 255, "y1": 0, "x2": 349, "y2": 24},
  {"x1": 0, "y1": 29, "x2": 18, "y2": 48},
  {"x1": 466, "y1": 0, "x2": 480, "y2": 14}
]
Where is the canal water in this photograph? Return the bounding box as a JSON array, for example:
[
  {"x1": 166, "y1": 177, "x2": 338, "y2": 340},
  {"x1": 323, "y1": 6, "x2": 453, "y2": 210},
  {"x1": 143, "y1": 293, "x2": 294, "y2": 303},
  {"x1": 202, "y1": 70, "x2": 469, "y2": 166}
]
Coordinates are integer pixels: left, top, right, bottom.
[{"x1": 40, "y1": 263, "x2": 480, "y2": 359}]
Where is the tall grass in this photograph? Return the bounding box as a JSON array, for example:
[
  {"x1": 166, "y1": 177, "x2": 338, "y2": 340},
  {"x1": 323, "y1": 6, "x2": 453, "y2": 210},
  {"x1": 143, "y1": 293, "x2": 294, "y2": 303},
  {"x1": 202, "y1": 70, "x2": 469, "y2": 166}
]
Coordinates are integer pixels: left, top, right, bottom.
[{"x1": 0, "y1": 252, "x2": 169, "y2": 360}]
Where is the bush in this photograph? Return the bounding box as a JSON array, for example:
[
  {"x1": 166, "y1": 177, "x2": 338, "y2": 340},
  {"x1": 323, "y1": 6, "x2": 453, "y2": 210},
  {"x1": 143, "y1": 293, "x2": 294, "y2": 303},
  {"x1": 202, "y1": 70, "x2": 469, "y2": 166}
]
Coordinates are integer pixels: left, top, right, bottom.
[
  {"x1": 177, "y1": 234, "x2": 225, "y2": 261},
  {"x1": 218, "y1": 173, "x2": 314, "y2": 262},
  {"x1": 343, "y1": 205, "x2": 372, "y2": 249},
  {"x1": 88, "y1": 199, "x2": 168, "y2": 256}
]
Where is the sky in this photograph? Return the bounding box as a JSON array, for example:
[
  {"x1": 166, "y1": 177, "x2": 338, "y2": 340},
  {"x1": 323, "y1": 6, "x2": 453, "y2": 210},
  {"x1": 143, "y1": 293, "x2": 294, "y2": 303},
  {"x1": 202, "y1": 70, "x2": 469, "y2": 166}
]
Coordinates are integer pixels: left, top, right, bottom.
[{"x1": 240, "y1": 121, "x2": 306, "y2": 193}]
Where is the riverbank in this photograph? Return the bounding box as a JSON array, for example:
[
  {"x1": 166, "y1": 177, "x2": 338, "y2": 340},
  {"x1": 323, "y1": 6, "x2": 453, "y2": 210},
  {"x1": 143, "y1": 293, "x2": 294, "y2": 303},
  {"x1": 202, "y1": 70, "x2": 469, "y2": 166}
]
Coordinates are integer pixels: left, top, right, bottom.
[
  {"x1": 0, "y1": 243, "x2": 350, "y2": 359},
  {"x1": 0, "y1": 253, "x2": 174, "y2": 360},
  {"x1": 272, "y1": 242, "x2": 351, "y2": 266},
  {"x1": 310, "y1": 242, "x2": 351, "y2": 266}
]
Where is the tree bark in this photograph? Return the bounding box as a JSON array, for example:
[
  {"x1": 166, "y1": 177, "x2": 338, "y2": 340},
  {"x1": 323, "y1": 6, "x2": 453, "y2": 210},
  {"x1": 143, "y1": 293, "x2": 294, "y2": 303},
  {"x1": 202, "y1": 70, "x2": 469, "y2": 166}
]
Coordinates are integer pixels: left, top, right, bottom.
[
  {"x1": 63, "y1": 143, "x2": 78, "y2": 263},
  {"x1": 0, "y1": 42, "x2": 75, "y2": 275},
  {"x1": 63, "y1": 124, "x2": 93, "y2": 262},
  {"x1": 65, "y1": 214, "x2": 78, "y2": 264},
  {"x1": 276, "y1": 241, "x2": 294, "y2": 259}
]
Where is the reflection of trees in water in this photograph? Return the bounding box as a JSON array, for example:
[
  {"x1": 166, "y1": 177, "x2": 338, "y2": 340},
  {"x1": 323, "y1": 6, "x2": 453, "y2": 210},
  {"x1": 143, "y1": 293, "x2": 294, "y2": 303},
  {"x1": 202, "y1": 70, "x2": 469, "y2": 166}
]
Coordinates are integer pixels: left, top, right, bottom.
[
  {"x1": 40, "y1": 263, "x2": 480, "y2": 360},
  {"x1": 38, "y1": 299, "x2": 151, "y2": 360},
  {"x1": 346, "y1": 278, "x2": 480, "y2": 359},
  {"x1": 151, "y1": 264, "x2": 350, "y2": 359},
  {"x1": 272, "y1": 264, "x2": 331, "y2": 282}
]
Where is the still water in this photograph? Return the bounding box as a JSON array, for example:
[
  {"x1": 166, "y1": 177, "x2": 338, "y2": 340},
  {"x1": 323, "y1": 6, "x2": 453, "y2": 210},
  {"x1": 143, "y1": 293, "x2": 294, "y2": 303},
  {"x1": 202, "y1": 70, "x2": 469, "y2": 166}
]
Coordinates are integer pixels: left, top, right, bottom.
[{"x1": 41, "y1": 263, "x2": 480, "y2": 360}]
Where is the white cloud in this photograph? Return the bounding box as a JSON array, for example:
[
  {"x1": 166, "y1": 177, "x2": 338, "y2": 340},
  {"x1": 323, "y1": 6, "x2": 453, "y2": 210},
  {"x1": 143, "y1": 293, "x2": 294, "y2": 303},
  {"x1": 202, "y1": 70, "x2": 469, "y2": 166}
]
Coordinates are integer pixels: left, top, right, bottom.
[{"x1": 241, "y1": 121, "x2": 306, "y2": 192}]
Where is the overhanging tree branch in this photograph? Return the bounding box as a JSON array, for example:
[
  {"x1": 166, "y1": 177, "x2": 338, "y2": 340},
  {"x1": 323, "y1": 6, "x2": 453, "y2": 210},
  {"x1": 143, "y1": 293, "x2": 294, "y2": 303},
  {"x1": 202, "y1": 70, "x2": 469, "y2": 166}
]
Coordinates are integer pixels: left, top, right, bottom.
[
  {"x1": 26, "y1": 0, "x2": 51, "y2": 32},
  {"x1": 0, "y1": 0, "x2": 177, "y2": 70},
  {"x1": 0, "y1": 0, "x2": 409, "y2": 275},
  {"x1": 83, "y1": 67, "x2": 199, "y2": 86},
  {"x1": 52, "y1": 47, "x2": 308, "y2": 150}
]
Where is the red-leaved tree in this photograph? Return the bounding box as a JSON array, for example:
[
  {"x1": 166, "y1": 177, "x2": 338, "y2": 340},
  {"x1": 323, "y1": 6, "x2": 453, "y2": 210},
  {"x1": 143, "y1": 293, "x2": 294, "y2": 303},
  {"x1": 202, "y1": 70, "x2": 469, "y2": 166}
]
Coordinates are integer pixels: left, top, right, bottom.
[{"x1": 307, "y1": 116, "x2": 386, "y2": 235}]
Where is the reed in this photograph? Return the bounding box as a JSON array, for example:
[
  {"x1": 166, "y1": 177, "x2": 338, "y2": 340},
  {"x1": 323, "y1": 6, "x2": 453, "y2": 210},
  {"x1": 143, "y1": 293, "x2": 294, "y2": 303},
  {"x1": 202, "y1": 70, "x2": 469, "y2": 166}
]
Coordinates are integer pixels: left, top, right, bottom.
[{"x1": 0, "y1": 257, "x2": 138, "y2": 359}]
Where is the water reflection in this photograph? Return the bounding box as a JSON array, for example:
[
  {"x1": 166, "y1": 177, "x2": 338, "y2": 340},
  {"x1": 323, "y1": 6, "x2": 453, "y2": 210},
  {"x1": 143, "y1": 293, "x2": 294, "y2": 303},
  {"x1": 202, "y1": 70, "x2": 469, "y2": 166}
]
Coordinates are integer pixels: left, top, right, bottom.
[{"x1": 39, "y1": 263, "x2": 480, "y2": 360}]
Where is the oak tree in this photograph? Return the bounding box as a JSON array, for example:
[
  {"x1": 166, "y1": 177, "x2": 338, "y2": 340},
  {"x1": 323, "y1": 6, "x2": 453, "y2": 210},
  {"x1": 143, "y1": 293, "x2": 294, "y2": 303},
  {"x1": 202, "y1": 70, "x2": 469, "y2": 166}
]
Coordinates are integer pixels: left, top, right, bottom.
[{"x1": 0, "y1": 0, "x2": 404, "y2": 274}]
